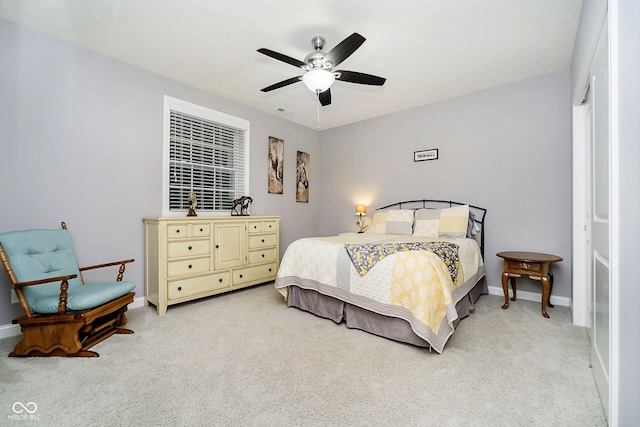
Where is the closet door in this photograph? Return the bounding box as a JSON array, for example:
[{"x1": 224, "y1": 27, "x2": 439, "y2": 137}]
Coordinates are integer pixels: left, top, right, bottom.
[{"x1": 589, "y1": 20, "x2": 610, "y2": 421}]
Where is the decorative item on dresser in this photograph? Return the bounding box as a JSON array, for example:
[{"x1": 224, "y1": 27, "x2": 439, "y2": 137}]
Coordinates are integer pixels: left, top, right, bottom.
[
  {"x1": 231, "y1": 196, "x2": 253, "y2": 216},
  {"x1": 187, "y1": 191, "x2": 198, "y2": 217},
  {"x1": 144, "y1": 216, "x2": 280, "y2": 315}
]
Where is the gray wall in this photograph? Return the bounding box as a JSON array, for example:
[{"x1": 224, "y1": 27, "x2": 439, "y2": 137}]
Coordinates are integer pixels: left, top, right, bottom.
[
  {"x1": 0, "y1": 19, "x2": 320, "y2": 324},
  {"x1": 317, "y1": 70, "x2": 573, "y2": 298}
]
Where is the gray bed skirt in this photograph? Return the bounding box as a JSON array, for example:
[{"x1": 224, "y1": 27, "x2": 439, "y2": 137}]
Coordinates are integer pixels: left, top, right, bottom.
[{"x1": 287, "y1": 275, "x2": 488, "y2": 348}]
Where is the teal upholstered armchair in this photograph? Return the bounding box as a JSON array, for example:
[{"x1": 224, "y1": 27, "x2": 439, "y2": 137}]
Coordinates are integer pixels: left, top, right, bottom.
[{"x1": 0, "y1": 222, "x2": 135, "y2": 357}]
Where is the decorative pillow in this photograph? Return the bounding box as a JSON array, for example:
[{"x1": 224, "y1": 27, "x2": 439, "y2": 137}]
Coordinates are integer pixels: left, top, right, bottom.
[
  {"x1": 366, "y1": 211, "x2": 388, "y2": 234},
  {"x1": 467, "y1": 211, "x2": 481, "y2": 237},
  {"x1": 438, "y1": 205, "x2": 470, "y2": 238},
  {"x1": 413, "y1": 208, "x2": 441, "y2": 237},
  {"x1": 385, "y1": 209, "x2": 414, "y2": 235}
]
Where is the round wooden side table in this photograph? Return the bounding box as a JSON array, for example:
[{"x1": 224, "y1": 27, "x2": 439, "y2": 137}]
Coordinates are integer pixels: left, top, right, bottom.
[{"x1": 496, "y1": 251, "x2": 563, "y2": 318}]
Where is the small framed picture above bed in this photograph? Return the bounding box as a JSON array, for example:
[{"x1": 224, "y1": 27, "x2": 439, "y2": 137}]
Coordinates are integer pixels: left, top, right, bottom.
[{"x1": 414, "y1": 148, "x2": 438, "y2": 162}]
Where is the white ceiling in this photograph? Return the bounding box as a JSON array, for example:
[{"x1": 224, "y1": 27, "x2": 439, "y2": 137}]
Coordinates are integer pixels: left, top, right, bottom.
[{"x1": 0, "y1": 0, "x2": 583, "y2": 130}]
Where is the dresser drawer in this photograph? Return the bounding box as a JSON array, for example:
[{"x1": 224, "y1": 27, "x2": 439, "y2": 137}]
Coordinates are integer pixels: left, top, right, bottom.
[
  {"x1": 249, "y1": 248, "x2": 277, "y2": 264},
  {"x1": 249, "y1": 233, "x2": 277, "y2": 249},
  {"x1": 168, "y1": 273, "x2": 229, "y2": 299},
  {"x1": 248, "y1": 220, "x2": 278, "y2": 234},
  {"x1": 168, "y1": 257, "x2": 210, "y2": 278},
  {"x1": 506, "y1": 260, "x2": 544, "y2": 276},
  {"x1": 233, "y1": 263, "x2": 276, "y2": 285},
  {"x1": 192, "y1": 224, "x2": 210, "y2": 237},
  {"x1": 167, "y1": 223, "x2": 211, "y2": 239},
  {"x1": 167, "y1": 240, "x2": 210, "y2": 259}
]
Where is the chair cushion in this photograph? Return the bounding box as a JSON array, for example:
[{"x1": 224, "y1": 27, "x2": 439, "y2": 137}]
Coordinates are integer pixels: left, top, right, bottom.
[
  {"x1": 30, "y1": 281, "x2": 136, "y2": 314},
  {"x1": 0, "y1": 229, "x2": 84, "y2": 310}
]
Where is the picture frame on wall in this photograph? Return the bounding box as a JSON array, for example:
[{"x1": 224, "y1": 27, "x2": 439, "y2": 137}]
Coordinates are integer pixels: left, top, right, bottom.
[
  {"x1": 296, "y1": 151, "x2": 309, "y2": 203},
  {"x1": 414, "y1": 148, "x2": 439, "y2": 162},
  {"x1": 268, "y1": 136, "x2": 284, "y2": 194}
]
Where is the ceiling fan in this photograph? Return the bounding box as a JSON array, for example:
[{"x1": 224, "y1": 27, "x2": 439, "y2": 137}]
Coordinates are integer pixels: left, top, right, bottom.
[{"x1": 257, "y1": 32, "x2": 386, "y2": 106}]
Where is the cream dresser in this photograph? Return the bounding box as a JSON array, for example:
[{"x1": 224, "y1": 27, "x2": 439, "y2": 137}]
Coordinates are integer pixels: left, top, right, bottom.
[{"x1": 144, "y1": 216, "x2": 280, "y2": 315}]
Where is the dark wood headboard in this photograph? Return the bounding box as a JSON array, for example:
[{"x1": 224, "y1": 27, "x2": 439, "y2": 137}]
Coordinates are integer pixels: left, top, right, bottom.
[{"x1": 376, "y1": 199, "x2": 487, "y2": 258}]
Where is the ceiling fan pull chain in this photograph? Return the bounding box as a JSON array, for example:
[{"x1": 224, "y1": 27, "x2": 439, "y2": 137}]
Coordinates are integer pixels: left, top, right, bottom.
[{"x1": 317, "y1": 93, "x2": 321, "y2": 130}]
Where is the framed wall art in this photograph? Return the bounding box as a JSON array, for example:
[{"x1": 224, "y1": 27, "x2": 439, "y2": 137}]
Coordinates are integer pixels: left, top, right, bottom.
[
  {"x1": 296, "y1": 151, "x2": 309, "y2": 203},
  {"x1": 414, "y1": 148, "x2": 439, "y2": 162},
  {"x1": 268, "y1": 136, "x2": 284, "y2": 194}
]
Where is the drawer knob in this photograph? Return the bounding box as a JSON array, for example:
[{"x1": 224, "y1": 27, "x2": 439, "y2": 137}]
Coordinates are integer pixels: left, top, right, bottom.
[
  {"x1": 215, "y1": 244, "x2": 219, "y2": 249},
  {"x1": 188, "y1": 264, "x2": 193, "y2": 269},
  {"x1": 239, "y1": 274, "x2": 243, "y2": 278},
  {"x1": 178, "y1": 286, "x2": 182, "y2": 291},
  {"x1": 219, "y1": 278, "x2": 223, "y2": 283},
  {"x1": 261, "y1": 239, "x2": 265, "y2": 243},
  {"x1": 188, "y1": 246, "x2": 192, "y2": 250},
  {"x1": 262, "y1": 254, "x2": 265, "y2": 258},
  {"x1": 176, "y1": 229, "x2": 180, "y2": 233},
  {"x1": 269, "y1": 268, "x2": 272, "y2": 272},
  {"x1": 520, "y1": 262, "x2": 530, "y2": 270},
  {"x1": 200, "y1": 228, "x2": 203, "y2": 232}
]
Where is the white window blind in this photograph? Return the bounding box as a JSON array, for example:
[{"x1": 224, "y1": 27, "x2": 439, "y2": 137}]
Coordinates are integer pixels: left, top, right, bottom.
[{"x1": 163, "y1": 97, "x2": 249, "y2": 215}]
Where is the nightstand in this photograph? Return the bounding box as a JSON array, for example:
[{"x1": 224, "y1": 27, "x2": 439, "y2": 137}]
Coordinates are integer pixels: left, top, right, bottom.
[{"x1": 497, "y1": 251, "x2": 563, "y2": 318}]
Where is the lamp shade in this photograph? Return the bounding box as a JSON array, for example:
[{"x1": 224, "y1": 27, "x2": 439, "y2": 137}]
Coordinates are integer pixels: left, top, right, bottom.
[
  {"x1": 302, "y1": 69, "x2": 335, "y2": 93},
  {"x1": 355, "y1": 204, "x2": 367, "y2": 216}
]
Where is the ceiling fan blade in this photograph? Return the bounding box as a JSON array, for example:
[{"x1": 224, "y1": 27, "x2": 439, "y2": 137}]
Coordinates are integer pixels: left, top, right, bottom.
[
  {"x1": 257, "y1": 48, "x2": 306, "y2": 68},
  {"x1": 323, "y1": 33, "x2": 366, "y2": 68},
  {"x1": 318, "y1": 89, "x2": 331, "y2": 106},
  {"x1": 260, "y1": 76, "x2": 302, "y2": 92},
  {"x1": 335, "y1": 70, "x2": 386, "y2": 86}
]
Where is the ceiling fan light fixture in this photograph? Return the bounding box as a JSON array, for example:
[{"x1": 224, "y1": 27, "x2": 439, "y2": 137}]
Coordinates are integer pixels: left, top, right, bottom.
[{"x1": 302, "y1": 69, "x2": 335, "y2": 93}]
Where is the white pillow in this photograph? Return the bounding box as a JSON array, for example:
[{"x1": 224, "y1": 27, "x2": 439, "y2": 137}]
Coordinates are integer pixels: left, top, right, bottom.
[
  {"x1": 438, "y1": 205, "x2": 469, "y2": 238},
  {"x1": 366, "y1": 211, "x2": 388, "y2": 234},
  {"x1": 385, "y1": 209, "x2": 414, "y2": 235},
  {"x1": 413, "y1": 219, "x2": 439, "y2": 237},
  {"x1": 412, "y1": 208, "x2": 441, "y2": 237}
]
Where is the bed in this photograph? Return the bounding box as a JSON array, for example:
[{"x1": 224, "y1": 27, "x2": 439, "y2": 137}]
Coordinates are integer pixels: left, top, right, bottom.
[{"x1": 274, "y1": 200, "x2": 487, "y2": 353}]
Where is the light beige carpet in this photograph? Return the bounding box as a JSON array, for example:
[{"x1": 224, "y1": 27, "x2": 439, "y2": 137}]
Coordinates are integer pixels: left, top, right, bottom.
[{"x1": 0, "y1": 284, "x2": 606, "y2": 426}]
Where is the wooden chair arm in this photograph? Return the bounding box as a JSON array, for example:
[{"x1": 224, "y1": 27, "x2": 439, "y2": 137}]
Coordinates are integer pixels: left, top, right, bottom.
[
  {"x1": 13, "y1": 276, "x2": 74, "y2": 316},
  {"x1": 79, "y1": 258, "x2": 134, "y2": 282},
  {"x1": 79, "y1": 258, "x2": 135, "y2": 272},
  {"x1": 12, "y1": 274, "x2": 78, "y2": 288}
]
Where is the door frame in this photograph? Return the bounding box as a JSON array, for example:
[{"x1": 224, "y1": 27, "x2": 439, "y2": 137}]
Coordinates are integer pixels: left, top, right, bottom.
[{"x1": 572, "y1": 2, "x2": 622, "y2": 424}]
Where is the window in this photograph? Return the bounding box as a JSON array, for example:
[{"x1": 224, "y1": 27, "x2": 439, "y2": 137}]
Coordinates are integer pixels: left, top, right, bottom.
[{"x1": 163, "y1": 96, "x2": 249, "y2": 215}]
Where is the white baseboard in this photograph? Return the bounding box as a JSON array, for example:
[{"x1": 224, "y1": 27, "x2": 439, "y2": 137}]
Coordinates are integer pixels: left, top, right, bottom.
[
  {"x1": 487, "y1": 285, "x2": 570, "y2": 307},
  {"x1": 0, "y1": 323, "x2": 20, "y2": 340},
  {"x1": 129, "y1": 296, "x2": 147, "y2": 310},
  {"x1": 0, "y1": 296, "x2": 147, "y2": 340}
]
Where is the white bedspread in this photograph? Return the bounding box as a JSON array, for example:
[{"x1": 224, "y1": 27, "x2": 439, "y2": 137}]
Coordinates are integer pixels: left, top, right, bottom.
[{"x1": 275, "y1": 233, "x2": 484, "y2": 353}]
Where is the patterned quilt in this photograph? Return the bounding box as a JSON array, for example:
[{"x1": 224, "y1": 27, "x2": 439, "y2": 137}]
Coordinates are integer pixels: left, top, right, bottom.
[
  {"x1": 275, "y1": 233, "x2": 484, "y2": 353},
  {"x1": 344, "y1": 241, "x2": 461, "y2": 284}
]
